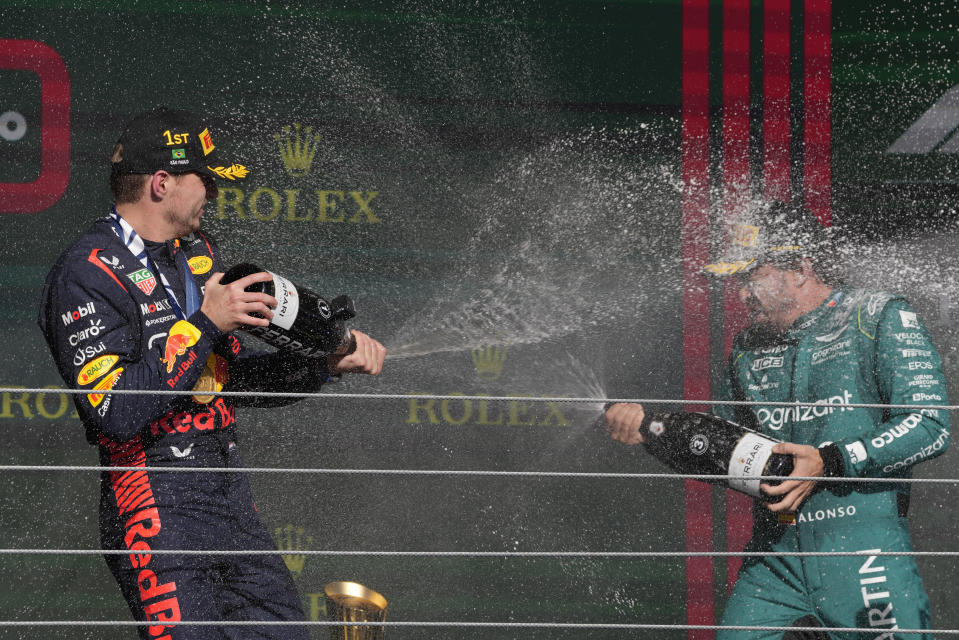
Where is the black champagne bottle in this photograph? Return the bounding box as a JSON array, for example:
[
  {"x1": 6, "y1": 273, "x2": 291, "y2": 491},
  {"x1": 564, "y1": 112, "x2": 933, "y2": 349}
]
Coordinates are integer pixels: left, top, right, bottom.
[
  {"x1": 221, "y1": 263, "x2": 356, "y2": 357},
  {"x1": 639, "y1": 412, "x2": 794, "y2": 499}
]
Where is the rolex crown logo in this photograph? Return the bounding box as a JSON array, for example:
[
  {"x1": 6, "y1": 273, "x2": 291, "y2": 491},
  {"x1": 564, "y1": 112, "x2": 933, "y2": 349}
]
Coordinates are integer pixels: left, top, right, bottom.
[
  {"x1": 275, "y1": 123, "x2": 321, "y2": 178},
  {"x1": 275, "y1": 523, "x2": 314, "y2": 578},
  {"x1": 471, "y1": 344, "x2": 507, "y2": 382}
]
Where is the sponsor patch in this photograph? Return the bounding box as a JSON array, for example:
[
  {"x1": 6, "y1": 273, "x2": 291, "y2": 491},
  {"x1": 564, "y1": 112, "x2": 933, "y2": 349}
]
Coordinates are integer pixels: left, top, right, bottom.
[
  {"x1": 814, "y1": 326, "x2": 847, "y2": 343},
  {"x1": 899, "y1": 310, "x2": 920, "y2": 329},
  {"x1": 88, "y1": 367, "x2": 123, "y2": 407},
  {"x1": 757, "y1": 390, "x2": 854, "y2": 431},
  {"x1": 127, "y1": 268, "x2": 157, "y2": 295},
  {"x1": 751, "y1": 356, "x2": 784, "y2": 371},
  {"x1": 68, "y1": 318, "x2": 105, "y2": 346},
  {"x1": 77, "y1": 354, "x2": 120, "y2": 386},
  {"x1": 61, "y1": 301, "x2": 96, "y2": 326},
  {"x1": 187, "y1": 255, "x2": 213, "y2": 274},
  {"x1": 845, "y1": 441, "x2": 868, "y2": 464},
  {"x1": 161, "y1": 320, "x2": 202, "y2": 374},
  {"x1": 171, "y1": 444, "x2": 194, "y2": 458},
  {"x1": 199, "y1": 128, "x2": 215, "y2": 155},
  {"x1": 73, "y1": 341, "x2": 106, "y2": 367},
  {"x1": 99, "y1": 254, "x2": 122, "y2": 269},
  {"x1": 811, "y1": 339, "x2": 852, "y2": 365}
]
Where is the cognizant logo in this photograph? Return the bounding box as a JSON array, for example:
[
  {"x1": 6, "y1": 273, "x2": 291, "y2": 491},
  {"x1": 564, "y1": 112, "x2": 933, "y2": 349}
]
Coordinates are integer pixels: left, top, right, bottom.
[{"x1": 756, "y1": 390, "x2": 854, "y2": 431}]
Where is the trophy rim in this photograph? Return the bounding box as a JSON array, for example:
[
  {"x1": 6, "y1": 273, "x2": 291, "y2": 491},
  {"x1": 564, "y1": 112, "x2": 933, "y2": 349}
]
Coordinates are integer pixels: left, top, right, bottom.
[{"x1": 324, "y1": 581, "x2": 388, "y2": 611}]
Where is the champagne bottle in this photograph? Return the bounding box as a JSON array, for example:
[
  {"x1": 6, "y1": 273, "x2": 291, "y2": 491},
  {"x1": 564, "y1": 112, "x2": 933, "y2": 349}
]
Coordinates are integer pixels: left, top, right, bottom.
[
  {"x1": 639, "y1": 412, "x2": 794, "y2": 499},
  {"x1": 221, "y1": 263, "x2": 356, "y2": 358}
]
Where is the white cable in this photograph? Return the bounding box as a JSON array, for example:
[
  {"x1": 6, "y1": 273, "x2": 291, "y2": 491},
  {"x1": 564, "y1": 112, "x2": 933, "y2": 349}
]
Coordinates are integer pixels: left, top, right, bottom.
[
  {"x1": 1, "y1": 386, "x2": 954, "y2": 636},
  {"x1": 1, "y1": 548, "x2": 956, "y2": 558},
  {"x1": 1, "y1": 386, "x2": 956, "y2": 412},
  {"x1": 0, "y1": 620, "x2": 954, "y2": 634},
  {"x1": 0, "y1": 464, "x2": 955, "y2": 484}
]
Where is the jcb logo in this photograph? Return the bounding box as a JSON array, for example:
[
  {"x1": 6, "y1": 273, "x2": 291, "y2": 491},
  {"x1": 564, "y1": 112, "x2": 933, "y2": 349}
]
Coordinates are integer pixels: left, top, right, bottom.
[{"x1": 751, "y1": 356, "x2": 784, "y2": 371}]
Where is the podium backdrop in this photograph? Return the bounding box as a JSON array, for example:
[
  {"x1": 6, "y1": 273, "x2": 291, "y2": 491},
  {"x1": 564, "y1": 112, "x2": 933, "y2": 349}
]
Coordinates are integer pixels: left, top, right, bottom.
[{"x1": 2, "y1": 2, "x2": 958, "y2": 638}]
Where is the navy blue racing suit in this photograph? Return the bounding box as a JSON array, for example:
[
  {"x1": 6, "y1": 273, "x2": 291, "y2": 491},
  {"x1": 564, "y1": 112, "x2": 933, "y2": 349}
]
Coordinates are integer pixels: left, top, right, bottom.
[{"x1": 38, "y1": 214, "x2": 333, "y2": 639}]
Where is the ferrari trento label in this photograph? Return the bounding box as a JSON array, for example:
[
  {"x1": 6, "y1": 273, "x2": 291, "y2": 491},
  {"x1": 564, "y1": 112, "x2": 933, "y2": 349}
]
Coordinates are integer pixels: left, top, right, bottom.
[
  {"x1": 727, "y1": 432, "x2": 777, "y2": 497},
  {"x1": 269, "y1": 271, "x2": 299, "y2": 330}
]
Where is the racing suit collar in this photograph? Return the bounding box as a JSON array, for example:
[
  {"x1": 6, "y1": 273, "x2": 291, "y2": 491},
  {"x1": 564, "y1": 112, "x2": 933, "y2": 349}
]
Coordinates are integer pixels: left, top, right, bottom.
[
  {"x1": 140, "y1": 237, "x2": 182, "y2": 265},
  {"x1": 786, "y1": 287, "x2": 844, "y2": 337}
]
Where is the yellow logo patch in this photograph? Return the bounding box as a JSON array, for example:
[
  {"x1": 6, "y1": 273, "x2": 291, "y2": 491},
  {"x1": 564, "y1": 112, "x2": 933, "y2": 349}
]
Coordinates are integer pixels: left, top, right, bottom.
[
  {"x1": 88, "y1": 368, "x2": 124, "y2": 407},
  {"x1": 732, "y1": 223, "x2": 760, "y2": 248},
  {"x1": 77, "y1": 354, "x2": 120, "y2": 386},
  {"x1": 188, "y1": 256, "x2": 213, "y2": 274},
  {"x1": 703, "y1": 259, "x2": 755, "y2": 276},
  {"x1": 207, "y1": 164, "x2": 249, "y2": 181},
  {"x1": 199, "y1": 128, "x2": 215, "y2": 156}
]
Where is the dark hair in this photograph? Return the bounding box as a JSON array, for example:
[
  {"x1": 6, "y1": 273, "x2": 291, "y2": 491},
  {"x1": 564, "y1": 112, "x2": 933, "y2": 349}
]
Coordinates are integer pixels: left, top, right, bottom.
[
  {"x1": 766, "y1": 242, "x2": 844, "y2": 287},
  {"x1": 109, "y1": 166, "x2": 150, "y2": 204},
  {"x1": 762, "y1": 201, "x2": 844, "y2": 286}
]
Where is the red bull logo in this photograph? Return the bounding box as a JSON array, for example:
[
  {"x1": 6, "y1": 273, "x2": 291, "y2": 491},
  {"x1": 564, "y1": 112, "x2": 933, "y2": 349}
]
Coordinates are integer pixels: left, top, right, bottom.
[
  {"x1": 149, "y1": 398, "x2": 236, "y2": 436},
  {"x1": 160, "y1": 320, "x2": 201, "y2": 374},
  {"x1": 100, "y1": 435, "x2": 181, "y2": 638}
]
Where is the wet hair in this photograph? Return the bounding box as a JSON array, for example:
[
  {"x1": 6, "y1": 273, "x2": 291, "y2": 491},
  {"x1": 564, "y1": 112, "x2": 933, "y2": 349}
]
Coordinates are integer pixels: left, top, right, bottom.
[
  {"x1": 760, "y1": 201, "x2": 844, "y2": 286},
  {"x1": 765, "y1": 246, "x2": 844, "y2": 287},
  {"x1": 109, "y1": 166, "x2": 150, "y2": 204}
]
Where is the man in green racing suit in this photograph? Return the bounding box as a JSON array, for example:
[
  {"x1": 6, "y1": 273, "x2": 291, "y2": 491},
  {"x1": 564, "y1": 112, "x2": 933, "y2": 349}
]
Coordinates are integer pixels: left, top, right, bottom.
[{"x1": 604, "y1": 202, "x2": 950, "y2": 639}]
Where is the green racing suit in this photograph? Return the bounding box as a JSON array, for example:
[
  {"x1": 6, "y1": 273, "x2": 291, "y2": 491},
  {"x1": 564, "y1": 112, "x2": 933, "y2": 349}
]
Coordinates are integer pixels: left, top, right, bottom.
[{"x1": 714, "y1": 288, "x2": 950, "y2": 639}]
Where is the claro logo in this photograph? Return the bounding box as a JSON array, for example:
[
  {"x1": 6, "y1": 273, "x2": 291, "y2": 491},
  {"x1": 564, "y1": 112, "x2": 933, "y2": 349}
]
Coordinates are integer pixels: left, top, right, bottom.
[{"x1": 0, "y1": 39, "x2": 70, "y2": 213}]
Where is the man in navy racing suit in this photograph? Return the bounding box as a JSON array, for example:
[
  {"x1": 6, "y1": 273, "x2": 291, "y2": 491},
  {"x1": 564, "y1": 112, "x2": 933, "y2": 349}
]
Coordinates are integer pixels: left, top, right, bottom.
[{"x1": 38, "y1": 107, "x2": 386, "y2": 639}]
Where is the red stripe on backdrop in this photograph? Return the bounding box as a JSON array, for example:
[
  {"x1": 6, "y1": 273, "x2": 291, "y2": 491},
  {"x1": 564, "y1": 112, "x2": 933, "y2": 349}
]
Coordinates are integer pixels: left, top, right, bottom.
[
  {"x1": 741, "y1": 0, "x2": 792, "y2": 590},
  {"x1": 722, "y1": 0, "x2": 751, "y2": 213},
  {"x1": 681, "y1": 0, "x2": 714, "y2": 638},
  {"x1": 763, "y1": 0, "x2": 792, "y2": 202},
  {"x1": 721, "y1": 0, "x2": 754, "y2": 597},
  {"x1": 804, "y1": 0, "x2": 832, "y2": 225}
]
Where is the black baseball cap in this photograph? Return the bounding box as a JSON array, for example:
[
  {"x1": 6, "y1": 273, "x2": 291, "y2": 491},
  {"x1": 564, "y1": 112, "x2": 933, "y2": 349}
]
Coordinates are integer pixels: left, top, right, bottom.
[
  {"x1": 703, "y1": 201, "x2": 831, "y2": 277},
  {"x1": 110, "y1": 107, "x2": 248, "y2": 182}
]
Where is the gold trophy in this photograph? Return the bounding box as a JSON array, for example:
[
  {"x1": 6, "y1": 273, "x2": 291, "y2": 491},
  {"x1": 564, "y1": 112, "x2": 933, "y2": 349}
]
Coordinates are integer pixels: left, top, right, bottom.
[{"x1": 324, "y1": 581, "x2": 388, "y2": 640}]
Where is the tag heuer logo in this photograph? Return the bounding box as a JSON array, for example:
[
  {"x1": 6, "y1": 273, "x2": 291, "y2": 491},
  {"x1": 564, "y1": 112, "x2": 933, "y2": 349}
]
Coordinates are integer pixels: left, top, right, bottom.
[{"x1": 128, "y1": 268, "x2": 157, "y2": 295}]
